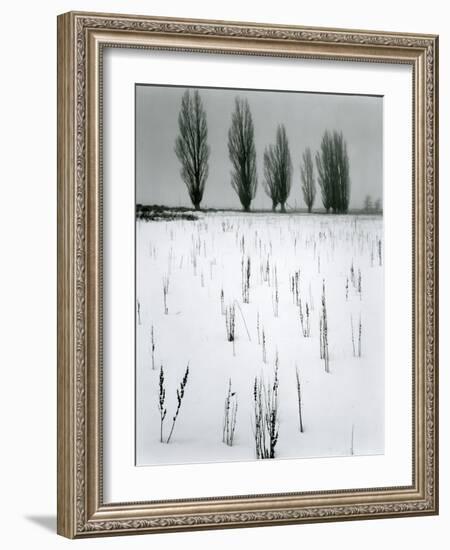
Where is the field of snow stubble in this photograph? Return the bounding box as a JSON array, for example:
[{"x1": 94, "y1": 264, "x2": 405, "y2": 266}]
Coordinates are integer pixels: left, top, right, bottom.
[{"x1": 136, "y1": 212, "x2": 384, "y2": 466}]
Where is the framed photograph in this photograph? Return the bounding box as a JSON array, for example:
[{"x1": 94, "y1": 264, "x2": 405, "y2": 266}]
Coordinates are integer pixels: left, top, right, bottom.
[{"x1": 57, "y1": 11, "x2": 439, "y2": 538}]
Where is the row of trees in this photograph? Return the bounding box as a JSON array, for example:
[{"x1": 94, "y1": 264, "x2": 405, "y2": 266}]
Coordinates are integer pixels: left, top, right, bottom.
[
  {"x1": 174, "y1": 91, "x2": 210, "y2": 210},
  {"x1": 174, "y1": 90, "x2": 352, "y2": 213}
]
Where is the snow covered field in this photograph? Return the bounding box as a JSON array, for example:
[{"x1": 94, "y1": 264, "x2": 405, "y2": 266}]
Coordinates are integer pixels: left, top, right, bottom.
[{"x1": 136, "y1": 212, "x2": 384, "y2": 466}]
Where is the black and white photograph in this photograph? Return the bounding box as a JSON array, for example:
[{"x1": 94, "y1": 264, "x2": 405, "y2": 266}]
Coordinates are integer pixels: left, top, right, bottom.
[{"x1": 135, "y1": 84, "x2": 384, "y2": 467}]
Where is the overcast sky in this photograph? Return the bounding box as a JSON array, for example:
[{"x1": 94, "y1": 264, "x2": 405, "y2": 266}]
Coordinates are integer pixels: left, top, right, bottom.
[{"x1": 136, "y1": 85, "x2": 382, "y2": 210}]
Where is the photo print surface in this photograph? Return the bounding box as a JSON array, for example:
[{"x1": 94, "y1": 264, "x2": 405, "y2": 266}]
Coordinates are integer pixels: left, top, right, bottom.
[{"x1": 135, "y1": 84, "x2": 384, "y2": 467}]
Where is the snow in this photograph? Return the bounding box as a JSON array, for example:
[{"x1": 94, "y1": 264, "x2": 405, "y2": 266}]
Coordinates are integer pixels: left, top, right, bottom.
[{"x1": 136, "y1": 212, "x2": 384, "y2": 466}]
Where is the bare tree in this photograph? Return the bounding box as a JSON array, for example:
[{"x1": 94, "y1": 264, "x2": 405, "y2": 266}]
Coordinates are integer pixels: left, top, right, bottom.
[
  {"x1": 276, "y1": 124, "x2": 292, "y2": 212},
  {"x1": 174, "y1": 90, "x2": 210, "y2": 210},
  {"x1": 263, "y1": 124, "x2": 292, "y2": 213},
  {"x1": 315, "y1": 130, "x2": 334, "y2": 213},
  {"x1": 300, "y1": 147, "x2": 316, "y2": 213},
  {"x1": 316, "y1": 130, "x2": 350, "y2": 213},
  {"x1": 374, "y1": 198, "x2": 382, "y2": 213},
  {"x1": 228, "y1": 97, "x2": 258, "y2": 211},
  {"x1": 333, "y1": 131, "x2": 350, "y2": 213},
  {"x1": 263, "y1": 150, "x2": 278, "y2": 212}
]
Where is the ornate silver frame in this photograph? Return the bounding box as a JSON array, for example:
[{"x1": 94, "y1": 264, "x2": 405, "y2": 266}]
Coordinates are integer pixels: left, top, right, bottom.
[{"x1": 57, "y1": 11, "x2": 439, "y2": 538}]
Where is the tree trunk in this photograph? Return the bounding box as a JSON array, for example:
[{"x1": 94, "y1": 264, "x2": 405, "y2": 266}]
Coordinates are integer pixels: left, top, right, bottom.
[
  {"x1": 308, "y1": 205, "x2": 312, "y2": 214},
  {"x1": 280, "y1": 203, "x2": 286, "y2": 213},
  {"x1": 272, "y1": 201, "x2": 277, "y2": 212},
  {"x1": 194, "y1": 202, "x2": 200, "y2": 211}
]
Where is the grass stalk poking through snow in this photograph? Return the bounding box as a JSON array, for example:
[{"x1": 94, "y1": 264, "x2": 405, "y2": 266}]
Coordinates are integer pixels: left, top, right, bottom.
[
  {"x1": 252, "y1": 359, "x2": 280, "y2": 459},
  {"x1": 162, "y1": 275, "x2": 170, "y2": 315},
  {"x1": 299, "y1": 299, "x2": 311, "y2": 338},
  {"x1": 166, "y1": 363, "x2": 190, "y2": 444},
  {"x1": 158, "y1": 365, "x2": 167, "y2": 443},
  {"x1": 263, "y1": 256, "x2": 270, "y2": 285},
  {"x1": 225, "y1": 304, "x2": 236, "y2": 341},
  {"x1": 223, "y1": 379, "x2": 238, "y2": 446},
  {"x1": 220, "y1": 288, "x2": 225, "y2": 315},
  {"x1": 241, "y1": 255, "x2": 251, "y2": 303},
  {"x1": 291, "y1": 270, "x2": 300, "y2": 306},
  {"x1": 190, "y1": 249, "x2": 197, "y2": 276},
  {"x1": 358, "y1": 269, "x2": 362, "y2": 300},
  {"x1": 295, "y1": 365, "x2": 304, "y2": 433},
  {"x1": 225, "y1": 303, "x2": 236, "y2": 355},
  {"x1": 151, "y1": 325, "x2": 155, "y2": 370},
  {"x1": 351, "y1": 314, "x2": 362, "y2": 358},
  {"x1": 262, "y1": 328, "x2": 267, "y2": 363},
  {"x1": 319, "y1": 280, "x2": 330, "y2": 373}
]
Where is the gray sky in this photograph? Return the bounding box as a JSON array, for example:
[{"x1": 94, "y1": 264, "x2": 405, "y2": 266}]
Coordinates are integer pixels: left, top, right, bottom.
[{"x1": 136, "y1": 85, "x2": 382, "y2": 210}]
